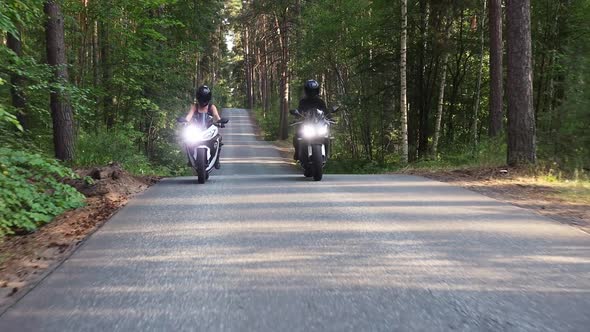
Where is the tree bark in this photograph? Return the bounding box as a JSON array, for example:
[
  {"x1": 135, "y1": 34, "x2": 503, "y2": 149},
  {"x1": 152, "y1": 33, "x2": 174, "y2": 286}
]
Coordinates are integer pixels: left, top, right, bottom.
[
  {"x1": 488, "y1": 0, "x2": 503, "y2": 136},
  {"x1": 45, "y1": 0, "x2": 76, "y2": 161},
  {"x1": 276, "y1": 12, "x2": 290, "y2": 141},
  {"x1": 506, "y1": 0, "x2": 536, "y2": 165},
  {"x1": 262, "y1": 25, "x2": 270, "y2": 114},
  {"x1": 400, "y1": 0, "x2": 409, "y2": 164},
  {"x1": 417, "y1": 0, "x2": 431, "y2": 159},
  {"x1": 6, "y1": 31, "x2": 28, "y2": 130},
  {"x1": 472, "y1": 0, "x2": 487, "y2": 152},
  {"x1": 244, "y1": 26, "x2": 254, "y2": 109},
  {"x1": 99, "y1": 5, "x2": 114, "y2": 128},
  {"x1": 432, "y1": 52, "x2": 449, "y2": 158}
]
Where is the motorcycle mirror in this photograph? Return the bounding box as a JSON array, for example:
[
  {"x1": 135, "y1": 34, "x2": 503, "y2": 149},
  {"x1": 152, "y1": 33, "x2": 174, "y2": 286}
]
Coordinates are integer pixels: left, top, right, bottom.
[
  {"x1": 177, "y1": 117, "x2": 187, "y2": 123},
  {"x1": 218, "y1": 118, "x2": 229, "y2": 124},
  {"x1": 289, "y1": 109, "x2": 301, "y2": 116},
  {"x1": 331, "y1": 106, "x2": 340, "y2": 113}
]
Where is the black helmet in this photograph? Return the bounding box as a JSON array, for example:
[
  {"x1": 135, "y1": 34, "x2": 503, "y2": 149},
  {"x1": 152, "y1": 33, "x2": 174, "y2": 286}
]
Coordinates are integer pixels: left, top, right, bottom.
[
  {"x1": 196, "y1": 85, "x2": 212, "y2": 106},
  {"x1": 304, "y1": 79, "x2": 320, "y2": 98}
]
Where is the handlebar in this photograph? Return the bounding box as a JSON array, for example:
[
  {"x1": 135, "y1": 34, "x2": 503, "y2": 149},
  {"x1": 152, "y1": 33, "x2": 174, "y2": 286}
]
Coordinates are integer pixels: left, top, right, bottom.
[{"x1": 177, "y1": 117, "x2": 229, "y2": 127}]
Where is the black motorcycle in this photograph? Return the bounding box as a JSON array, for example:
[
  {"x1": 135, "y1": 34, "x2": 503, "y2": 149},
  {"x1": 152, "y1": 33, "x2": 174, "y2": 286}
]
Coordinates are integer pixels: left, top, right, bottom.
[
  {"x1": 178, "y1": 113, "x2": 229, "y2": 184},
  {"x1": 290, "y1": 106, "x2": 339, "y2": 181}
]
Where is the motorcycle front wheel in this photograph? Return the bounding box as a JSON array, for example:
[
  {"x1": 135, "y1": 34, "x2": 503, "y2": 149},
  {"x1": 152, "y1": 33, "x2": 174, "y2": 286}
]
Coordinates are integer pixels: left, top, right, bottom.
[
  {"x1": 311, "y1": 144, "x2": 323, "y2": 181},
  {"x1": 196, "y1": 148, "x2": 207, "y2": 184}
]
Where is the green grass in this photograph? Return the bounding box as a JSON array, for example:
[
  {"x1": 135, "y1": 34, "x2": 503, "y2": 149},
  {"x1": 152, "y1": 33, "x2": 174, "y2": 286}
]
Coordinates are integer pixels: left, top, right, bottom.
[
  {"x1": 326, "y1": 138, "x2": 506, "y2": 174},
  {"x1": 531, "y1": 169, "x2": 590, "y2": 204},
  {"x1": 556, "y1": 184, "x2": 590, "y2": 204}
]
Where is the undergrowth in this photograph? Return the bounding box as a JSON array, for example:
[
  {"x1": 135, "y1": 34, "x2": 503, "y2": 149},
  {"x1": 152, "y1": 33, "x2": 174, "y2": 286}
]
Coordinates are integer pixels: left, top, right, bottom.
[
  {"x1": 252, "y1": 107, "x2": 281, "y2": 141},
  {"x1": 76, "y1": 128, "x2": 187, "y2": 176},
  {"x1": 0, "y1": 147, "x2": 85, "y2": 238}
]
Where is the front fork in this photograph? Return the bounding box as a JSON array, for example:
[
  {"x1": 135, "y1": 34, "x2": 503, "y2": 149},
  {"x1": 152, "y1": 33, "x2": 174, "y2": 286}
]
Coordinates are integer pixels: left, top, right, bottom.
[{"x1": 299, "y1": 139, "x2": 329, "y2": 164}]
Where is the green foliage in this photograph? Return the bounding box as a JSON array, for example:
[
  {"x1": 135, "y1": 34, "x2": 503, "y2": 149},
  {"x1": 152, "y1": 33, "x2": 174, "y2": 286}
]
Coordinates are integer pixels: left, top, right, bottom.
[
  {"x1": 0, "y1": 0, "x2": 42, "y2": 37},
  {"x1": 0, "y1": 103, "x2": 23, "y2": 132},
  {"x1": 325, "y1": 159, "x2": 390, "y2": 174},
  {"x1": 253, "y1": 106, "x2": 281, "y2": 141},
  {"x1": 0, "y1": 147, "x2": 85, "y2": 238},
  {"x1": 326, "y1": 136, "x2": 506, "y2": 174},
  {"x1": 76, "y1": 128, "x2": 184, "y2": 176}
]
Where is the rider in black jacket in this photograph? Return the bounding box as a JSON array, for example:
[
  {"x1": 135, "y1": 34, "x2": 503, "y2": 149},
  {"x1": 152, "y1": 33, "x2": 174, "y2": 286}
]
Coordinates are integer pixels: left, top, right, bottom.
[{"x1": 293, "y1": 80, "x2": 327, "y2": 160}]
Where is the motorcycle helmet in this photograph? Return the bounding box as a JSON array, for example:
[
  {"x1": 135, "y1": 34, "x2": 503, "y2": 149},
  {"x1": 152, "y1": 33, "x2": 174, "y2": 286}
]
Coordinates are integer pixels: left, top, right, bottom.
[
  {"x1": 196, "y1": 85, "x2": 212, "y2": 107},
  {"x1": 304, "y1": 79, "x2": 320, "y2": 98}
]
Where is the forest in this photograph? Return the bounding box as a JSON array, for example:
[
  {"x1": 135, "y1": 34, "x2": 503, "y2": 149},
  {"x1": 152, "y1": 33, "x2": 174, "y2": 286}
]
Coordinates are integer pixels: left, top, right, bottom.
[
  {"x1": 1, "y1": 0, "x2": 589, "y2": 235},
  {"x1": 237, "y1": 0, "x2": 590, "y2": 172}
]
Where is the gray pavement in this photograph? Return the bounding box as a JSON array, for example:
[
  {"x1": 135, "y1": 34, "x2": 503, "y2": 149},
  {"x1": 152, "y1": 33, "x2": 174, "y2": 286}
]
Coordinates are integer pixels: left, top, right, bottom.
[{"x1": 1, "y1": 108, "x2": 589, "y2": 331}]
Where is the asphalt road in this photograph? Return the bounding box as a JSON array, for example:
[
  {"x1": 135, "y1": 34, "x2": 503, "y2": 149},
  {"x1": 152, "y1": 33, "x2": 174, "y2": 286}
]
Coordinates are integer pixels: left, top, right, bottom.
[{"x1": 1, "y1": 108, "x2": 589, "y2": 331}]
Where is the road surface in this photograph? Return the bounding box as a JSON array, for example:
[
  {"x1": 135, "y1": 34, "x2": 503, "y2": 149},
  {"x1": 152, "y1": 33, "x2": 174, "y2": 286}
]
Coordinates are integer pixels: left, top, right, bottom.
[{"x1": 1, "y1": 108, "x2": 589, "y2": 331}]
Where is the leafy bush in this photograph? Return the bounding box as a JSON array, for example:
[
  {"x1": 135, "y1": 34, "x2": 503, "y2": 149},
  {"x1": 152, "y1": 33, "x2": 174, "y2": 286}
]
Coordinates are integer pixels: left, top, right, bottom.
[
  {"x1": 252, "y1": 107, "x2": 281, "y2": 141},
  {"x1": 0, "y1": 148, "x2": 85, "y2": 237},
  {"x1": 325, "y1": 159, "x2": 391, "y2": 174},
  {"x1": 149, "y1": 139, "x2": 191, "y2": 177},
  {"x1": 76, "y1": 128, "x2": 172, "y2": 176}
]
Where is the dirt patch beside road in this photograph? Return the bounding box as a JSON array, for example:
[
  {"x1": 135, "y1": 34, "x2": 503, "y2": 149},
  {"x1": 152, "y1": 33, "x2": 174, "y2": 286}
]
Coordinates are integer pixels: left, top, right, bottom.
[
  {"x1": 0, "y1": 164, "x2": 158, "y2": 312},
  {"x1": 405, "y1": 167, "x2": 590, "y2": 234}
]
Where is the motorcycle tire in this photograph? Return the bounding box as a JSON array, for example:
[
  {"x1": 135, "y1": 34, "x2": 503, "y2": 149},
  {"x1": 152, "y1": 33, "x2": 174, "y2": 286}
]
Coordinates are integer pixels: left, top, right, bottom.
[
  {"x1": 311, "y1": 144, "x2": 323, "y2": 181},
  {"x1": 303, "y1": 167, "x2": 312, "y2": 177},
  {"x1": 196, "y1": 149, "x2": 207, "y2": 184}
]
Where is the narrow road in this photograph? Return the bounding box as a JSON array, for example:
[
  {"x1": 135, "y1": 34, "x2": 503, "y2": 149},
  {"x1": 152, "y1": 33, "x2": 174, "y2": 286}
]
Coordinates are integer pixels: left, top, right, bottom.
[{"x1": 1, "y1": 109, "x2": 589, "y2": 331}]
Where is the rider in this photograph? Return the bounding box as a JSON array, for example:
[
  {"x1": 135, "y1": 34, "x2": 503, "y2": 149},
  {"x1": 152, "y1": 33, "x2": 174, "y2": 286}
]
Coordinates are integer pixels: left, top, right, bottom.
[
  {"x1": 293, "y1": 79, "x2": 328, "y2": 160},
  {"x1": 186, "y1": 85, "x2": 221, "y2": 122},
  {"x1": 185, "y1": 85, "x2": 223, "y2": 168}
]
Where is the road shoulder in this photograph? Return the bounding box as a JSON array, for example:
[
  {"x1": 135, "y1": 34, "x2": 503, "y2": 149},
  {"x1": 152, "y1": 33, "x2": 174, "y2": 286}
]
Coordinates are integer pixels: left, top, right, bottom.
[
  {"x1": 404, "y1": 167, "x2": 590, "y2": 234},
  {"x1": 0, "y1": 164, "x2": 158, "y2": 314}
]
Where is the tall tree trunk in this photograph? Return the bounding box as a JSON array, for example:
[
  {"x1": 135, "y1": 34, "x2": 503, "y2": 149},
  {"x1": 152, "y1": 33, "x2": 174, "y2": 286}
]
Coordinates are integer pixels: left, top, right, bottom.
[
  {"x1": 197, "y1": 52, "x2": 201, "y2": 97},
  {"x1": 6, "y1": 31, "x2": 28, "y2": 130},
  {"x1": 472, "y1": 0, "x2": 487, "y2": 153},
  {"x1": 506, "y1": 0, "x2": 536, "y2": 165},
  {"x1": 244, "y1": 26, "x2": 254, "y2": 109},
  {"x1": 400, "y1": 0, "x2": 409, "y2": 164},
  {"x1": 432, "y1": 52, "x2": 449, "y2": 158},
  {"x1": 99, "y1": 1, "x2": 113, "y2": 128},
  {"x1": 417, "y1": 0, "x2": 431, "y2": 158},
  {"x1": 45, "y1": 0, "x2": 75, "y2": 161},
  {"x1": 91, "y1": 16, "x2": 100, "y2": 128},
  {"x1": 276, "y1": 12, "x2": 290, "y2": 141},
  {"x1": 488, "y1": 0, "x2": 503, "y2": 136},
  {"x1": 92, "y1": 18, "x2": 99, "y2": 87},
  {"x1": 262, "y1": 31, "x2": 270, "y2": 114}
]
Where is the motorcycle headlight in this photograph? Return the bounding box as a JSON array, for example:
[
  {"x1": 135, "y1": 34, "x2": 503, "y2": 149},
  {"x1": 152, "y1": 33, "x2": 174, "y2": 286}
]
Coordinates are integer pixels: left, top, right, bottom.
[
  {"x1": 302, "y1": 124, "x2": 328, "y2": 138},
  {"x1": 183, "y1": 125, "x2": 203, "y2": 143},
  {"x1": 302, "y1": 124, "x2": 316, "y2": 138}
]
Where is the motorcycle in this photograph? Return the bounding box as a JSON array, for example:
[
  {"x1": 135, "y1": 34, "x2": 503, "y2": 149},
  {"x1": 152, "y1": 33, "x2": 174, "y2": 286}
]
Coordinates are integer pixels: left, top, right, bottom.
[
  {"x1": 177, "y1": 113, "x2": 229, "y2": 184},
  {"x1": 290, "y1": 106, "x2": 339, "y2": 181}
]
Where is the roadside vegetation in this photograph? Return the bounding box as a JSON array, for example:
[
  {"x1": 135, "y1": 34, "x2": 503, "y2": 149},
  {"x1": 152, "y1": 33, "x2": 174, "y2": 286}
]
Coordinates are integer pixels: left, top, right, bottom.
[
  {"x1": 1, "y1": 0, "x2": 237, "y2": 237},
  {"x1": 241, "y1": 0, "x2": 589, "y2": 203},
  {"x1": 2, "y1": 0, "x2": 590, "y2": 238}
]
